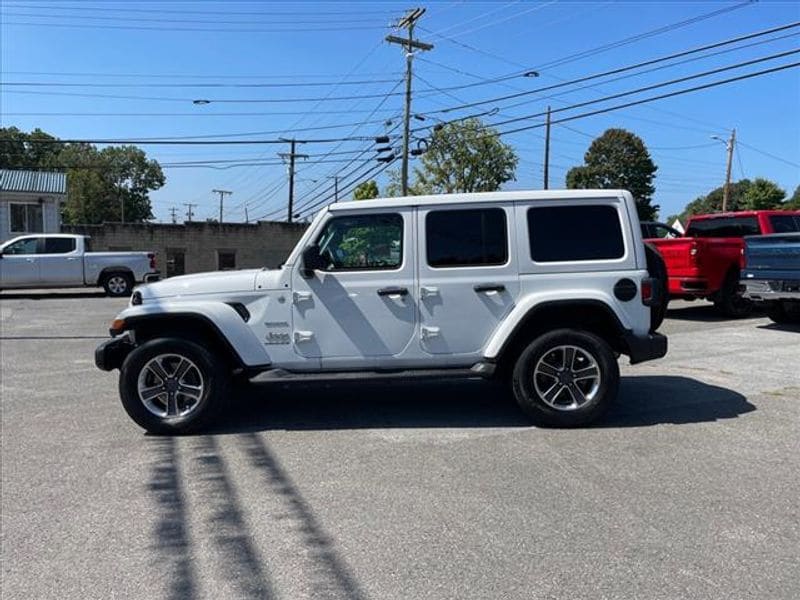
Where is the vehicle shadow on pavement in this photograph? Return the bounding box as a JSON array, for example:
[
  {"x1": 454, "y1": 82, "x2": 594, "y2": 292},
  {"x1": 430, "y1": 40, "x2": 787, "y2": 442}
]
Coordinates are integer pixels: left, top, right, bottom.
[
  {"x1": 601, "y1": 375, "x2": 755, "y2": 427},
  {"x1": 757, "y1": 322, "x2": 800, "y2": 333},
  {"x1": 207, "y1": 376, "x2": 754, "y2": 433},
  {"x1": 665, "y1": 303, "x2": 764, "y2": 322}
]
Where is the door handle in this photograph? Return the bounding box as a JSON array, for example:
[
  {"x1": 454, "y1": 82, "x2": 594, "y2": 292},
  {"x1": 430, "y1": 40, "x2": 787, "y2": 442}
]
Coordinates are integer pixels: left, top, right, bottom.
[
  {"x1": 25, "y1": 258, "x2": 36, "y2": 263},
  {"x1": 474, "y1": 283, "x2": 506, "y2": 293},
  {"x1": 420, "y1": 286, "x2": 439, "y2": 298},
  {"x1": 293, "y1": 291, "x2": 313, "y2": 304},
  {"x1": 377, "y1": 287, "x2": 408, "y2": 297},
  {"x1": 66, "y1": 257, "x2": 78, "y2": 261}
]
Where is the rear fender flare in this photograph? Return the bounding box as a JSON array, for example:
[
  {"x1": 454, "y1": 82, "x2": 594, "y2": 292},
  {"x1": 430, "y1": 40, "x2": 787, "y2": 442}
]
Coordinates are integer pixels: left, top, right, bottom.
[{"x1": 484, "y1": 291, "x2": 627, "y2": 360}]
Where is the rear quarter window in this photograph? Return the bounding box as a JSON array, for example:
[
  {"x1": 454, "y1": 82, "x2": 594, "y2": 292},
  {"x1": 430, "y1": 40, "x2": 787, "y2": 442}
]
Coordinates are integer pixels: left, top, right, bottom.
[
  {"x1": 686, "y1": 216, "x2": 760, "y2": 237},
  {"x1": 527, "y1": 205, "x2": 624, "y2": 262},
  {"x1": 769, "y1": 214, "x2": 800, "y2": 233}
]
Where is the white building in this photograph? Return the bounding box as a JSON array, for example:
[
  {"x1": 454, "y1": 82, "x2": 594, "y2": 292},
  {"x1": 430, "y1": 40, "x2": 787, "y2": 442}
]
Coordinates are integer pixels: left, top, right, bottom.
[{"x1": 0, "y1": 169, "x2": 66, "y2": 243}]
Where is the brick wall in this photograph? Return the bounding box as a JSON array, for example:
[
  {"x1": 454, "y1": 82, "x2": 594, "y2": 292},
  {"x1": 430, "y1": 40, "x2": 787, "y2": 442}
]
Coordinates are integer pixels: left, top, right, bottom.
[{"x1": 62, "y1": 221, "x2": 307, "y2": 275}]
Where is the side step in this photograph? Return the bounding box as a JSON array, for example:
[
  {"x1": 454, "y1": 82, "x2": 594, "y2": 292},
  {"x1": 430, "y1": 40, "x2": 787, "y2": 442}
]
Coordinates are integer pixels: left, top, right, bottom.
[{"x1": 249, "y1": 362, "x2": 495, "y2": 384}]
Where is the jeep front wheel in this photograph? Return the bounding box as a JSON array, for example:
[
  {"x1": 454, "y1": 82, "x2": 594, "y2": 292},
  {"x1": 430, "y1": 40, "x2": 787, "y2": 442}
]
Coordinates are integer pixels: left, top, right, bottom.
[
  {"x1": 119, "y1": 338, "x2": 228, "y2": 434},
  {"x1": 511, "y1": 329, "x2": 619, "y2": 427}
]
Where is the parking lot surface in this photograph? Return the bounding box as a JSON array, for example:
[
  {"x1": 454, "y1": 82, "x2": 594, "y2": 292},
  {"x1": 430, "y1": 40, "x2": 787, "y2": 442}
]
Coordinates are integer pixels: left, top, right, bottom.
[{"x1": 1, "y1": 290, "x2": 798, "y2": 599}]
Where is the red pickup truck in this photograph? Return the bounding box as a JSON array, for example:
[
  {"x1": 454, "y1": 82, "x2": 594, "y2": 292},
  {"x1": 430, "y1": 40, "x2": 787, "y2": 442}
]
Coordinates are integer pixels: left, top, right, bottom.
[{"x1": 646, "y1": 210, "x2": 800, "y2": 317}]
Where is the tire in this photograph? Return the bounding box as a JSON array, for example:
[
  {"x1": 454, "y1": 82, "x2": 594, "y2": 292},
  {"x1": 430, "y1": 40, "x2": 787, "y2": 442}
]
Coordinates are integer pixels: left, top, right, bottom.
[
  {"x1": 511, "y1": 329, "x2": 619, "y2": 427},
  {"x1": 714, "y1": 269, "x2": 753, "y2": 318},
  {"x1": 766, "y1": 302, "x2": 800, "y2": 324},
  {"x1": 118, "y1": 338, "x2": 229, "y2": 434},
  {"x1": 102, "y1": 272, "x2": 134, "y2": 297},
  {"x1": 644, "y1": 243, "x2": 668, "y2": 332}
]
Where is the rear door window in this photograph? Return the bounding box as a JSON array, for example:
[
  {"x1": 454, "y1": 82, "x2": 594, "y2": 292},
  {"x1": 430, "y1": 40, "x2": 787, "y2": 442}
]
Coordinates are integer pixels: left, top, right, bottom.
[
  {"x1": 43, "y1": 238, "x2": 77, "y2": 254},
  {"x1": 686, "y1": 216, "x2": 760, "y2": 237},
  {"x1": 426, "y1": 208, "x2": 508, "y2": 268},
  {"x1": 769, "y1": 214, "x2": 800, "y2": 233},
  {"x1": 527, "y1": 205, "x2": 624, "y2": 262}
]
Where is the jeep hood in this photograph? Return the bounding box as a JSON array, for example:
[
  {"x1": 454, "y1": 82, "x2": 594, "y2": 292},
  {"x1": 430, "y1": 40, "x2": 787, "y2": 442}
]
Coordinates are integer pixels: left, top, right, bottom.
[{"x1": 138, "y1": 269, "x2": 262, "y2": 298}]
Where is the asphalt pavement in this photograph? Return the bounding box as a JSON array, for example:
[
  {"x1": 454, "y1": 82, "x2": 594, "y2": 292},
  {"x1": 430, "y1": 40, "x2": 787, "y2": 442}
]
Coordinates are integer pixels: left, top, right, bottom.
[{"x1": 1, "y1": 290, "x2": 798, "y2": 599}]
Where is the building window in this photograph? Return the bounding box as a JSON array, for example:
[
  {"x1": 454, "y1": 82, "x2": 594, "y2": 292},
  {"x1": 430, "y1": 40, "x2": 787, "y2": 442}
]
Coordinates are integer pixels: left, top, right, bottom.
[
  {"x1": 218, "y1": 250, "x2": 236, "y2": 271},
  {"x1": 10, "y1": 203, "x2": 44, "y2": 234},
  {"x1": 166, "y1": 249, "x2": 186, "y2": 277},
  {"x1": 426, "y1": 208, "x2": 508, "y2": 268}
]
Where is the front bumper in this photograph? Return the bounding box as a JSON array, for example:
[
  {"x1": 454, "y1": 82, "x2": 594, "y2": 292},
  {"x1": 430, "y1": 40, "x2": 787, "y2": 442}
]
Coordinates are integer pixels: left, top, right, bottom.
[
  {"x1": 95, "y1": 333, "x2": 135, "y2": 371},
  {"x1": 623, "y1": 331, "x2": 668, "y2": 365}
]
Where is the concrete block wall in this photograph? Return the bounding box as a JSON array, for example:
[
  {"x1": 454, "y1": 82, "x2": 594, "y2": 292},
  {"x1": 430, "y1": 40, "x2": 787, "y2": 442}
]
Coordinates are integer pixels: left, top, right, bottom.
[{"x1": 62, "y1": 221, "x2": 308, "y2": 275}]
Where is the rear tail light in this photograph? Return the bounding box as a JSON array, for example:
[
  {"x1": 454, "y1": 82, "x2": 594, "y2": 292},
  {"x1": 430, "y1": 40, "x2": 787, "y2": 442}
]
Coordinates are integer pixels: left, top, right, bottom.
[
  {"x1": 641, "y1": 278, "x2": 654, "y2": 305},
  {"x1": 148, "y1": 252, "x2": 156, "y2": 270},
  {"x1": 689, "y1": 242, "x2": 699, "y2": 264}
]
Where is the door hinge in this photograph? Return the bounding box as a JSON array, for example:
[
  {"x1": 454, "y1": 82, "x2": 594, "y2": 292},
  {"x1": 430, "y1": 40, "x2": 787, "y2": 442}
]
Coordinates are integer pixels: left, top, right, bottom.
[
  {"x1": 294, "y1": 330, "x2": 314, "y2": 343},
  {"x1": 421, "y1": 325, "x2": 441, "y2": 339}
]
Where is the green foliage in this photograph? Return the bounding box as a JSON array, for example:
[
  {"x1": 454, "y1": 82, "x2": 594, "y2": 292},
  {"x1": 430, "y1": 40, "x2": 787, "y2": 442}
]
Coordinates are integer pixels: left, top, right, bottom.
[
  {"x1": 353, "y1": 180, "x2": 379, "y2": 200},
  {"x1": 681, "y1": 178, "x2": 787, "y2": 219},
  {"x1": 566, "y1": 128, "x2": 659, "y2": 221},
  {"x1": 742, "y1": 178, "x2": 785, "y2": 210},
  {"x1": 782, "y1": 184, "x2": 799, "y2": 209},
  {"x1": 403, "y1": 118, "x2": 518, "y2": 195},
  {"x1": 0, "y1": 127, "x2": 164, "y2": 224}
]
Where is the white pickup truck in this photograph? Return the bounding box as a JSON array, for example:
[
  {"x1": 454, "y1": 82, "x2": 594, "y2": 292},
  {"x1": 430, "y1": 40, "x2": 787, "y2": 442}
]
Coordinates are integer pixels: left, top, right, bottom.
[{"x1": 0, "y1": 234, "x2": 159, "y2": 296}]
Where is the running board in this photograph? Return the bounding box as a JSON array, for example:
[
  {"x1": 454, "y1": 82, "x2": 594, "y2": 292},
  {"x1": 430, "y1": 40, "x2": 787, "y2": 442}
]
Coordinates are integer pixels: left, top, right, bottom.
[{"x1": 249, "y1": 362, "x2": 495, "y2": 384}]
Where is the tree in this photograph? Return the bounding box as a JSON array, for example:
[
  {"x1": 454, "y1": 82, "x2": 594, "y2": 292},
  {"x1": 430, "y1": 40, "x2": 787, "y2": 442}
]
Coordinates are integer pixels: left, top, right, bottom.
[
  {"x1": 566, "y1": 128, "x2": 658, "y2": 221},
  {"x1": 783, "y1": 185, "x2": 800, "y2": 209},
  {"x1": 396, "y1": 118, "x2": 517, "y2": 196},
  {"x1": 1, "y1": 127, "x2": 164, "y2": 224},
  {"x1": 681, "y1": 177, "x2": 787, "y2": 219},
  {"x1": 353, "y1": 180, "x2": 379, "y2": 200},
  {"x1": 741, "y1": 178, "x2": 785, "y2": 210},
  {"x1": 1, "y1": 127, "x2": 61, "y2": 169}
]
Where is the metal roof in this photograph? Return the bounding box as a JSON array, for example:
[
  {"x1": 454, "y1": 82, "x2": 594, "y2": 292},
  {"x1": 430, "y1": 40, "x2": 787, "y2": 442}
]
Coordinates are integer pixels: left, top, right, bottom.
[{"x1": 0, "y1": 169, "x2": 67, "y2": 195}]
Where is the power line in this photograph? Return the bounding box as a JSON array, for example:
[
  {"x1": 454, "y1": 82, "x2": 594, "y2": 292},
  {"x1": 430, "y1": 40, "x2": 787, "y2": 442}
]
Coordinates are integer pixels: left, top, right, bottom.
[
  {"x1": 1, "y1": 3, "x2": 396, "y2": 17},
  {"x1": 737, "y1": 141, "x2": 800, "y2": 168},
  {"x1": 422, "y1": 49, "x2": 800, "y2": 135},
  {"x1": 413, "y1": 22, "x2": 800, "y2": 116},
  {"x1": 1, "y1": 11, "x2": 391, "y2": 26},
  {"x1": 1, "y1": 20, "x2": 391, "y2": 33}
]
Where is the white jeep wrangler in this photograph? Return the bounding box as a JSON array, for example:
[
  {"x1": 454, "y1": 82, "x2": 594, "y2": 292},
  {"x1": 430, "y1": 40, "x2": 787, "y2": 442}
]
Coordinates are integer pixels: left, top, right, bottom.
[{"x1": 96, "y1": 190, "x2": 668, "y2": 433}]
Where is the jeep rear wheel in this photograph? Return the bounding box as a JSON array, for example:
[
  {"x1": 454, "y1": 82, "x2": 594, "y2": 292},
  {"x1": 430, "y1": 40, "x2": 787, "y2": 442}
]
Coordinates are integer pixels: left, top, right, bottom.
[
  {"x1": 644, "y1": 243, "x2": 668, "y2": 331},
  {"x1": 119, "y1": 338, "x2": 229, "y2": 434},
  {"x1": 766, "y1": 301, "x2": 800, "y2": 324},
  {"x1": 512, "y1": 329, "x2": 619, "y2": 427}
]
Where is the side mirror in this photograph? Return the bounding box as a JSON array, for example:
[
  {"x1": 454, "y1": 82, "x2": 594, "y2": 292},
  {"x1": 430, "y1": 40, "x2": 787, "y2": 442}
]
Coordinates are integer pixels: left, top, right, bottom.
[{"x1": 300, "y1": 245, "x2": 328, "y2": 278}]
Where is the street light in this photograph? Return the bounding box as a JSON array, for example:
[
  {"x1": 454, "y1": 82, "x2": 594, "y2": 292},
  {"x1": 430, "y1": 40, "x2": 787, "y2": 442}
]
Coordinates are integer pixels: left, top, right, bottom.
[{"x1": 193, "y1": 99, "x2": 211, "y2": 105}]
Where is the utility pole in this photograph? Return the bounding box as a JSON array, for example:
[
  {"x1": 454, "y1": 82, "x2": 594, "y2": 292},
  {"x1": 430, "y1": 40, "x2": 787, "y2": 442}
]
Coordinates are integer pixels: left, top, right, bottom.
[
  {"x1": 169, "y1": 206, "x2": 178, "y2": 224},
  {"x1": 244, "y1": 205, "x2": 249, "y2": 223},
  {"x1": 722, "y1": 128, "x2": 736, "y2": 213},
  {"x1": 279, "y1": 139, "x2": 308, "y2": 223},
  {"x1": 386, "y1": 8, "x2": 432, "y2": 196},
  {"x1": 183, "y1": 203, "x2": 197, "y2": 222},
  {"x1": 543, "y1": 106, "x2": 552, "y2": 190},
  {"x1": 329, "y1": 175, "x2": 340, "y2": 202},
  {"x1": 212, "y1": 189, "x2": 232, "y2": 224}
]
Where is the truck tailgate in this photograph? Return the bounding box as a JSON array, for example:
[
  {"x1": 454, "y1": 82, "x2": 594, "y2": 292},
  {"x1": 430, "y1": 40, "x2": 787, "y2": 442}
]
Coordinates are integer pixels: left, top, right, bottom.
[{"x1": 744, "y1": 234, "x2": 800, "y2": 278}]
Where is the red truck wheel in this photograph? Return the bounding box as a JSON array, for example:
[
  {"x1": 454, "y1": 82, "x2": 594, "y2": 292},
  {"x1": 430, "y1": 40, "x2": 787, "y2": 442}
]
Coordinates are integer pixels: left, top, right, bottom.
[{"x1": 714, "y1": 269, "x2": 753, "y2": 318}]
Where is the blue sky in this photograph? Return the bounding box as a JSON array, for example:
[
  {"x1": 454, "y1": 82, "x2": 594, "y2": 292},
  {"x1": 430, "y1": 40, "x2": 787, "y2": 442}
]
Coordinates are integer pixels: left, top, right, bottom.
[{"x1": 2, "y1": 0, "x2": 799, "y2": 223}]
